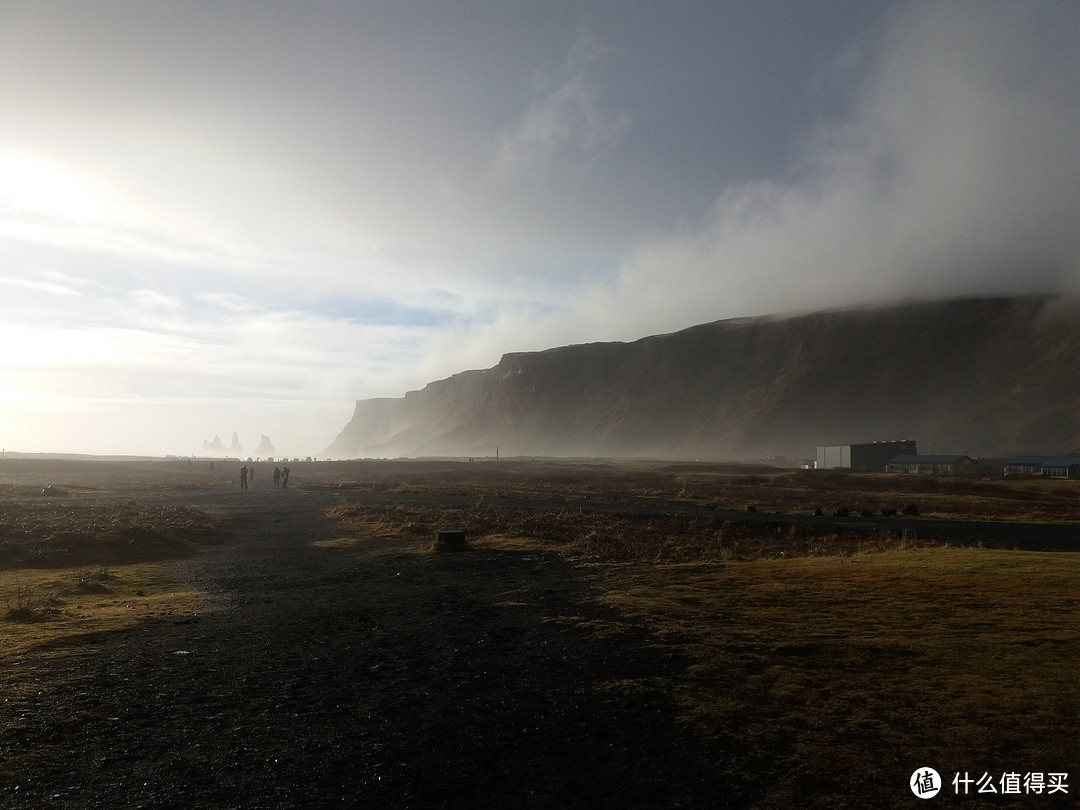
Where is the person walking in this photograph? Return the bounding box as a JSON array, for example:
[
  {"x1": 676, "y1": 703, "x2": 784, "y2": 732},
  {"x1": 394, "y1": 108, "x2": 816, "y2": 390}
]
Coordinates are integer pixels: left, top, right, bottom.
[
  {"x1": 240, "y1": 464, "x2": 249, "y2": 490},
  {"x1": 273, "y1": 466, "x2": 281, "y2": 488},
  {"x1": 282, "y1": 466, "x2": 290, "y2": 489}
]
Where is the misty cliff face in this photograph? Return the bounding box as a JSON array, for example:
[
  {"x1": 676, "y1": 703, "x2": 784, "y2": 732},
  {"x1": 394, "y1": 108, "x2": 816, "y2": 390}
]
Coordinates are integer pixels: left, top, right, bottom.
[{"x1": 326, "y1": 296, "x2": 1080, "y2": 460}]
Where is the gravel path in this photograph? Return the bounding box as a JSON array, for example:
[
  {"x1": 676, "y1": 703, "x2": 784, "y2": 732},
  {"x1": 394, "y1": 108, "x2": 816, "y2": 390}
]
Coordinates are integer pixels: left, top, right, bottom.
[{"x1": 1, "y1": 488, "x2": 729, "y2": 809}]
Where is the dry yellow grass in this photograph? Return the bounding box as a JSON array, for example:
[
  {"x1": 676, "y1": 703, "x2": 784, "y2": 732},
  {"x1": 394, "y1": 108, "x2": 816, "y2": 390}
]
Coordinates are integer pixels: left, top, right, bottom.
[
  {"x1": 327, "y1": 499, "x2": 1078, "y2": 808},
  {"x1": 0, "y1": 493, "x2": 220, "y2": 675},
  {"x1": 325, "y1": 501, "x2": 937, "y2": 562},
  {"x1": 315, "y1": 459, "x2": 1080, "y2": 522},
  {"x1": 591, "y1": 548, "x2": 1079, "y2": 808},
  {"x1": 0, "y1": 563, "x2": 208, "y2": 686}
]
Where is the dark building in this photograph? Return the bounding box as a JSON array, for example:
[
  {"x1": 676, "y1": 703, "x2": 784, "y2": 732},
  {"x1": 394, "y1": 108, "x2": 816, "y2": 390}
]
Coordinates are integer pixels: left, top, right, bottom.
[{"x1": 816, "y1": 440, "x2": 918, "y2": 471}]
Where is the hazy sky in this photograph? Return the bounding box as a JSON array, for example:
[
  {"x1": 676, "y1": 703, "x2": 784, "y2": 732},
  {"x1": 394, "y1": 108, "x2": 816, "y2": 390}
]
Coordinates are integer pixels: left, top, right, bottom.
[{"x1": 1, "y1": 1, "x2": 1077, "y2": 457}]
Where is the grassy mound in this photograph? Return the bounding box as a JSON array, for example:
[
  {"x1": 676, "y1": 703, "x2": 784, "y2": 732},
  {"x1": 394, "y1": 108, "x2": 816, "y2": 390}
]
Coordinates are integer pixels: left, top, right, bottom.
[{"x1": 0, "y1": 501, "x2": 222, "y2": 568}]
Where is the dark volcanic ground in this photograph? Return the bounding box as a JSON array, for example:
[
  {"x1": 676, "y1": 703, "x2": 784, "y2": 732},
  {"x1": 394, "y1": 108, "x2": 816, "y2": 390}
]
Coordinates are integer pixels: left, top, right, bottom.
[
  {"x1": 1, "y1": 489, "x2": 732, "y2": 809},
  {"x1": 2, "y1": 476, "x2": 1075, "y2": 809}
]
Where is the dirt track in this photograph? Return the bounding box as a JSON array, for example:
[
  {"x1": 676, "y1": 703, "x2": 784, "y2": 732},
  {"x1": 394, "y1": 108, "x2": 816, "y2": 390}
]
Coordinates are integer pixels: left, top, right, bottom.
[{"x1": 1, "y1": 487, "x2": 732, "y2": 809}]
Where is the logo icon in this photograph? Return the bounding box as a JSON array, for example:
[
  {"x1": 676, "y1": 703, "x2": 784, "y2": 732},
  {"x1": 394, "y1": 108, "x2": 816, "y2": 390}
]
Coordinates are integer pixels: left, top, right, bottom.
[{"x1": 911, "y1": 768, "x2": 942, "y2": 798}]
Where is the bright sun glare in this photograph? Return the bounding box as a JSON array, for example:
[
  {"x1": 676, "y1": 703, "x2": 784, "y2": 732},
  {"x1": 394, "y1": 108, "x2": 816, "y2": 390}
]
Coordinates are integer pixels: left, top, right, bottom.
[{"x1": 0, "y1": 152, "x2": 111, "y2": 222}]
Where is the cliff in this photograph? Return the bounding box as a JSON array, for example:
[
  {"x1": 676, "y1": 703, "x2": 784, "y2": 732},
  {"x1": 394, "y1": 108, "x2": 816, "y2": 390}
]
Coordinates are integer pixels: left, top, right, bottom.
[{"x1": 325, "y1": 295, "x2": 1080, "y2": 460}]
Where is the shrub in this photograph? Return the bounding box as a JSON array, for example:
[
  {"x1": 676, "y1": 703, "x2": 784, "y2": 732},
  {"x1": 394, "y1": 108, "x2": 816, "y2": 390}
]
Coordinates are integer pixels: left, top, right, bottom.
[
  {"x1": 71, "y1": 566, "x2": 115, "y2": 593},
  {"x1": 4, "y1": 583, "x2": 60, "y2": 622}
]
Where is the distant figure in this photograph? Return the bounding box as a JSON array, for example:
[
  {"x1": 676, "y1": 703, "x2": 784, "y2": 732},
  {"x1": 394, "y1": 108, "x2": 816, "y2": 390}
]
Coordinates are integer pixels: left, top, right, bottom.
[
  {"x1": 282, "y1": 466, "x2": 290, "y2": 489},
  {"x1": 249, "y1": 465, "x2": 255, "y2": 483},
  {"x1": 209, "y1": 461, "x2": 216, "y2": 475},
  {"x1": 273, "y1": 466, "x2": 281, "y2": 488},
  {"x1": 240, "y1": 464, "x2": 249, "y2": 490}
]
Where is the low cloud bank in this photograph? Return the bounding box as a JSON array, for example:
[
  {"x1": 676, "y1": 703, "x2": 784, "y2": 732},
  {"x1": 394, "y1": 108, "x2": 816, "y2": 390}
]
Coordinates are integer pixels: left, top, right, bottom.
[{"x1": 451, "y1": 2, "x2": 1079, "y2": 366}]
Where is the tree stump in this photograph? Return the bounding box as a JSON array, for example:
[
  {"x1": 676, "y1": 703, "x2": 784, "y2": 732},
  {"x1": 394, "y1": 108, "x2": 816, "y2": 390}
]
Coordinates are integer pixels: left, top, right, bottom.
[{"x1": 433, "y1": 528, "x2": 469, "y2": 552}]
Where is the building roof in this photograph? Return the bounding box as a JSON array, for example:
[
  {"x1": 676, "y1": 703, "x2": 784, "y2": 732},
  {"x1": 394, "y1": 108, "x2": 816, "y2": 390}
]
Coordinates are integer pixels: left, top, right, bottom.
[
  {"x1": 888, "y1": 455, "x2": 974, "y2": 465},
  {"x1": 1004, "y1": 456, "x2": 1080, "y2": 467}
]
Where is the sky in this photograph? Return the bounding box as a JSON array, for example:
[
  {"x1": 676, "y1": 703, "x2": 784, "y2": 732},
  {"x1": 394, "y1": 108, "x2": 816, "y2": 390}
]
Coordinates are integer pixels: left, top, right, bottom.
[{"x1": 0, "y1": 1, "x2": 1077, "y2": 457}]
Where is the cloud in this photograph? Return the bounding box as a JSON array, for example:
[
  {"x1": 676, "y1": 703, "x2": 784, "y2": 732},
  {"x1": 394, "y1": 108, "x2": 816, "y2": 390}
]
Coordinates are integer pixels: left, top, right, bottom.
[
  {"x1": 495, "y1": 29, "x2": 631, "y2": 177},
  {"x1": 418, "y1": 1, "x2": 1079, "y2": 378},
  {"x1": 558, "y1": 1, "x2": 1080, "y2": 338},
  {"x1": 0, "y1": 269, "x2": 438, "y2": 454},
  {"x1": 0, "y1": 273, "x2": 81, "y2": 298}
]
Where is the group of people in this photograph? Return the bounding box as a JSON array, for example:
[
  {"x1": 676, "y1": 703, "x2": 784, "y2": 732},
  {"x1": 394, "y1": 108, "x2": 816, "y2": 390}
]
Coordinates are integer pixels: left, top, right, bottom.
[{"x1": 238, "y1": 464, "x2": 290, "y2": 489}]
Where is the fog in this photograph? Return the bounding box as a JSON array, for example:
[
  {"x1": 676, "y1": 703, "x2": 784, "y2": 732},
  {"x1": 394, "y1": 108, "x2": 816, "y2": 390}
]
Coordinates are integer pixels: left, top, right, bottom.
[
  {"x1": 0, "y1": 1, "x2": 1075, "y2": 456},
  {"x1": 465, "y1": 2, "x2": 1079, "y2": 353}
]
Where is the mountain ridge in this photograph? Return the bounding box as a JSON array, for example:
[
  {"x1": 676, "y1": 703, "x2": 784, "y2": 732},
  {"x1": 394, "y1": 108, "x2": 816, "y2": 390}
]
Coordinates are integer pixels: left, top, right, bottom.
[{"x1": 326, "y1": 295, "x2": 1080, "y2": 460}]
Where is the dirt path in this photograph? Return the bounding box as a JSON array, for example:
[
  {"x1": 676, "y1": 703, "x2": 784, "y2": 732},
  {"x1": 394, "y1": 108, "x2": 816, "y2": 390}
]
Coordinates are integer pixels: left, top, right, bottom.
[{"x1": 1, "y1": 489, "x2": 729, "y2": 809}]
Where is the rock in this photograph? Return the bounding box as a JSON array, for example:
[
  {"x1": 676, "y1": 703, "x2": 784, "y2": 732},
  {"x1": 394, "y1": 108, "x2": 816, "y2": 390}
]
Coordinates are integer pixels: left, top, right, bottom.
[
  {"x1": 324, "y1": 296, "x2": 1080, "y2": 461},
  {"x1": 433, "y1": 529, "x2": 469, "y2": 552},
  {"x1": 202, "y1": 435, "x2": 227, "y2": 453}
]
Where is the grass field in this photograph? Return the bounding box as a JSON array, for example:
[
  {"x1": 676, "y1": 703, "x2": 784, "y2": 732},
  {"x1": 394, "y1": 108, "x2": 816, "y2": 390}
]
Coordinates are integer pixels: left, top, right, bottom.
[
  {"x1": 326, "y1": 500, "x2": 940, "y2": 561},
  {"x1": 311, "y1": 457, "x2": 1080, "y2": 522},
  {"x1": 322, "y1": 459, "x2": 1078, "y2": 807},
  {"x1": 0, "y1": 562, "x2": 208, "y2": 695},
  {"x1": 0, "y1": 462, "x2": 223, "y2": 664},
  {"x1": 596, "y1": 548, "x2": 1078, "y2": 807},
  {"x1": 328, "y1": 501, "x2": 1079, "y2": 807},
  {"x1": 2, "y1": 456, "x2": 1077, "y2": 806}
]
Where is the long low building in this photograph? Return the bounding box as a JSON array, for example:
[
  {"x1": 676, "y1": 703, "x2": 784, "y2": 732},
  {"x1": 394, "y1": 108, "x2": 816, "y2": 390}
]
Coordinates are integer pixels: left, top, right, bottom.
[
  {"x1": 816, "y1": 441, "x2": 1080, "y2": 477},
  {"x1": 886, "y1": 455, "x2": 980, "y2": 476},
  {"x1": 886, "y1": 454, "x2": 1080, "y2": 478},
  {"x1": 1002, "y1": 456, "x2": 1080, "y2": 479}
]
